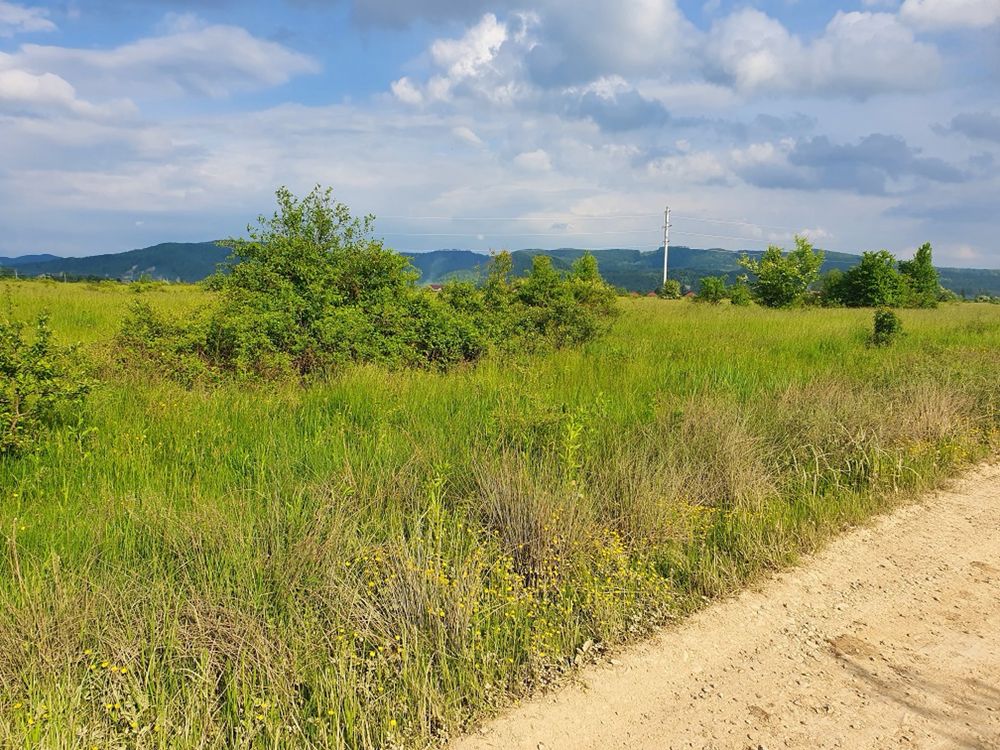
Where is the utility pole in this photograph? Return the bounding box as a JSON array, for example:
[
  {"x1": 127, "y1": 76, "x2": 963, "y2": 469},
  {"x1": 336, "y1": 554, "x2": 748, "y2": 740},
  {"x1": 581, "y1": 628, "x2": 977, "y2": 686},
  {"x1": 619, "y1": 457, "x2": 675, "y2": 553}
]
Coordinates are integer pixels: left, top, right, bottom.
[{"x1": 662, "y1": 205, "x2": 671, "y2": 286}]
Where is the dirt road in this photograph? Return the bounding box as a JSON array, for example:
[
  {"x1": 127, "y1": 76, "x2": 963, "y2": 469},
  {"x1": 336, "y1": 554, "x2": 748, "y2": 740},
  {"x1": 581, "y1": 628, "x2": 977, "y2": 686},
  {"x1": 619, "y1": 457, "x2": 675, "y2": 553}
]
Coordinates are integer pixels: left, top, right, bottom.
[{"x1": 455, "y1": 463, "x2": 1000, "y2": 750}]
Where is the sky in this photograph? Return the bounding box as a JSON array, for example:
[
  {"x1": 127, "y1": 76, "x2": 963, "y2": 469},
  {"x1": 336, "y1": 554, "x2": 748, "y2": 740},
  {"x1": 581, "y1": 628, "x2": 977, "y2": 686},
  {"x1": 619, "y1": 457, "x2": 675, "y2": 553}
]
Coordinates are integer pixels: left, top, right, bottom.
[{"x1": 0, "y1": 0, "x2": 998, "y2": 267}]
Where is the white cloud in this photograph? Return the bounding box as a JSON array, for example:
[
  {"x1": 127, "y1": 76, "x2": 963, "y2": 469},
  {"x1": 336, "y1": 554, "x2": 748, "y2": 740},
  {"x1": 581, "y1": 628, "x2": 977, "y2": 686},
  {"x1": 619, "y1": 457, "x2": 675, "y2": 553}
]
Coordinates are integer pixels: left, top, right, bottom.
[
  {"x1": 0, "y1": 61, "x2": 135, "y2": 119},
  {"x1": 395, "y1": 13, "x2": 532, "y2": 104},
  {"x1": 452, "y1": 125, "x2": 484, "y2": 146},
  {"x1": 646, "y1": 150, "x2": 728, "y2": 184},
  {"x1": 900, "y1": 0, "x2": 1000, "y2": 29},
  {"x1": 0, "y1": 1, "x2": 53, "y2": 37},
  {"x1": 525, "y1": 0, "x2": 698, "y2": 85},
  {"x1": 706, "y1": 10, "x2": 941, "y2": 97},
  {"x1": 0, "y1": 3, "x2": 996, "y2": 268},
  {"x1": 390, "y1": 76, "x2": 423, "y2": 104},
  {"x1": 513, "y1": 149, "x2": 552, "y2": 171},
  {"x1": 12, "y1": 19, "x2": 319, "y2": 99},
  {"x1": 430, "y1": 12, "x2": 507, "y2": 79}
]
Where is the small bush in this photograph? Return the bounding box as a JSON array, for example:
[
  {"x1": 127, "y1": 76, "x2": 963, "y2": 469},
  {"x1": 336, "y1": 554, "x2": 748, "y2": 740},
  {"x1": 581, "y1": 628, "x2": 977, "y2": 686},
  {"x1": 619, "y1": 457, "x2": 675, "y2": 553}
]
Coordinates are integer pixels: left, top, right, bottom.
[
  {"x1": 656, "y1": 279, "x2": 682, "y2": 299},
  {"x1": 0, "y1": 315, "x2": 90, "y2": 455},
  {"x1": 729, "y1": 278, "x2": 753, "y2": 307},
  {"x1": 696, "y1": 276, "x2": 728, "y2": 304},
  {"x1": 870, "y1": 307, "x2": 902, "y2": 347}
]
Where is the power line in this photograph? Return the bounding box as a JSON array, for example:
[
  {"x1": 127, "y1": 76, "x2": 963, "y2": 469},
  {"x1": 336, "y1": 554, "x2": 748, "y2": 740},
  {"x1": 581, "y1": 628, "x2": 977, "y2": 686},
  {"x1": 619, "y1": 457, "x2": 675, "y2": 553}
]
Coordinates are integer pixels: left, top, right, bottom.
[
  {"x1": 671, "y1": 229, "x2": 778, "y2": 245},
  {"x1": 377, "y1": 211, "x2": 803, "y2": 234},
  {"x1": 373, "y1": 208, "x2": 826, "y2": 250},
  {"x1": 672, "y1": 213, "x2": 802, "y2": 233},
  {"x1": 377, "y1": 213, "x2": 661, "y2": 221}
]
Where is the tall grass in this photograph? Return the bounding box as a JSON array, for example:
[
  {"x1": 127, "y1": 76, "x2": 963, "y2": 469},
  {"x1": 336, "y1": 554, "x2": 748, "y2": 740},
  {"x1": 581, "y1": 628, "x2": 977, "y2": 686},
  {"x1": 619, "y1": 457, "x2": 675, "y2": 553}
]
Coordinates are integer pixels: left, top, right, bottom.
[{"x1": 2, "y1": 280, "x2": 999, "y2": 748}]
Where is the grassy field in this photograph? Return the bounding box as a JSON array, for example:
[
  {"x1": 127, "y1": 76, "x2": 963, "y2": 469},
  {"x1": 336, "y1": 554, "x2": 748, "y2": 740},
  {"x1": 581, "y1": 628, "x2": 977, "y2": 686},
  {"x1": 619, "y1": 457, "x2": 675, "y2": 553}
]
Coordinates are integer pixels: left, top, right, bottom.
[{"x1": 2, "y1": 279, "x2": 999, "y2": 749}]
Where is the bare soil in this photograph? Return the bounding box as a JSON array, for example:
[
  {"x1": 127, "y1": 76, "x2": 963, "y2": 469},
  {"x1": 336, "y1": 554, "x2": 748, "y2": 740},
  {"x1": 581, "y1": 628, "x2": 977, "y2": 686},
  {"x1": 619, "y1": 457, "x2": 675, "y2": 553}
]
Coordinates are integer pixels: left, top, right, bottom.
[{"x1": 454, "y1": 462, "x2": 1000, "y2": 750}]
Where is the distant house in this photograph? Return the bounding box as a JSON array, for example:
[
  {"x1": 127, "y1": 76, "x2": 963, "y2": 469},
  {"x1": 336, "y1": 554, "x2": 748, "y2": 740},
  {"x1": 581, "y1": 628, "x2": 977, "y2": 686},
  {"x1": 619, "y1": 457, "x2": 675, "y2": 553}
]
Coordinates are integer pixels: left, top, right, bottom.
[
  {"x1": 428, "y1": 284, "x2": 444, "y2": 292},
  {"x1": 684, "y1": 291, "x2": 697, "y2": 298}
]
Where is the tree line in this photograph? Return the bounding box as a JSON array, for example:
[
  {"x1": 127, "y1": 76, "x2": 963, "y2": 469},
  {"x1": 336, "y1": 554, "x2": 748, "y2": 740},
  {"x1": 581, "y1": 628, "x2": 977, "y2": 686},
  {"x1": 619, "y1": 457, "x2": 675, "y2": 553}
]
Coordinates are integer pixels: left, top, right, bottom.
[{"x1": 659, "y1": 237, "x2": 947, "y2": 309}]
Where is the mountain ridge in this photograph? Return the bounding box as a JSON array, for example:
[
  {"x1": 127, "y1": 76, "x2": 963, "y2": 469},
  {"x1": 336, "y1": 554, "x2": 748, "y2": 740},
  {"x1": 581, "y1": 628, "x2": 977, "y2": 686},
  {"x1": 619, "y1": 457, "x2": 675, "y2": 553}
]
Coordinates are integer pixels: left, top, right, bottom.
[{"x1": 3, "y1": 242, "x2": 999, "y2": 297}]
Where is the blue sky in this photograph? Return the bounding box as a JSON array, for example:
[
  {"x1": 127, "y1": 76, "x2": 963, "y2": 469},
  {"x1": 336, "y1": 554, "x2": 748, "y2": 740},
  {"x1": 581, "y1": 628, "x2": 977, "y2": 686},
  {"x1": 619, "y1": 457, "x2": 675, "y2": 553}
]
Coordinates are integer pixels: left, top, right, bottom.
[{"x1": 1, "y1": 0, "x2": 998, "y2": 267}]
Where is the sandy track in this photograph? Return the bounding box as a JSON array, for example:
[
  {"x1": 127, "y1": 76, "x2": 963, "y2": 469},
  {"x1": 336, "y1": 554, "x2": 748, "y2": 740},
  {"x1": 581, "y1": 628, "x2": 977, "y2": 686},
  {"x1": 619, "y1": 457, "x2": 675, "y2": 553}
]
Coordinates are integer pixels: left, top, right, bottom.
[{"x1": 455, "y1": 463, "x2": 1000, "y2": 750}]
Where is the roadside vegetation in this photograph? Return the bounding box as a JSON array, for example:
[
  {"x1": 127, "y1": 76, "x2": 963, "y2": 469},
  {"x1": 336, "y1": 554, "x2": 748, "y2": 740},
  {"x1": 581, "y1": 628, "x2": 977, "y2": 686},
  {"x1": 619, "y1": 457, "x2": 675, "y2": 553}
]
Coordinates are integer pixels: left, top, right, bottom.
[{"x1": 1, "y1": 189, "x2": 999, "y2": 749}]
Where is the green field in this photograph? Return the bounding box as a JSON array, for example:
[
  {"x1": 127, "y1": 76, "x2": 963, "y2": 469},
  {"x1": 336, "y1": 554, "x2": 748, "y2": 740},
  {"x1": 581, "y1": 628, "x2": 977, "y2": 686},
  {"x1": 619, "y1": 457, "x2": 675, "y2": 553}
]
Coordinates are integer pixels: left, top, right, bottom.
[{"x1": 2, "y1": 279, "x2": 999, "y2": 749}]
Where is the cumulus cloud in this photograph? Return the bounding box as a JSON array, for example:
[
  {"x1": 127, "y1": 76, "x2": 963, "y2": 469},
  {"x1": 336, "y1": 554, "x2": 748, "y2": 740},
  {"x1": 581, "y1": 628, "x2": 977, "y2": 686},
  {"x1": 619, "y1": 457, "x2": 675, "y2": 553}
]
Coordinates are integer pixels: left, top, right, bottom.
[
  {"x1": 396, "y1": 4, "x2": 944, "y2": 128},
  {"x1": 523, "y1": 0, "x2": 697, "y2": 86},
  {"x1": 11, "y1": 18, "x2": 319, "y2": 99},
  {"x1": 946, "y1": 111, "x2": 1000, "y2": 142},
  {"x1": 1, "y1": 2, "x2": 997, "y2": 267},
  {"x1": 0, "y1": 1, "x2": 54, "y2": 37},
  {"x1": 705, "y1": 9, "x2": 941, "y2": 97},
  {"x1": 565, "y1": 77, "x2": 670, "y2": 132},
  {"x1": 734, "y1": 134, "x2": 966, "y2": 194},
  {"x1": 900, "y1": 0, "x2": 1000, "y2": 30},
  {"x1": 0, "y1": 54, "x2": 135, "y2": 119},
  {"x1": 0, "y1": 67, "x2": 133, "y2": 118},
  {"x1": 391, "y1": 13, "x2": 529, "y2": 105}
]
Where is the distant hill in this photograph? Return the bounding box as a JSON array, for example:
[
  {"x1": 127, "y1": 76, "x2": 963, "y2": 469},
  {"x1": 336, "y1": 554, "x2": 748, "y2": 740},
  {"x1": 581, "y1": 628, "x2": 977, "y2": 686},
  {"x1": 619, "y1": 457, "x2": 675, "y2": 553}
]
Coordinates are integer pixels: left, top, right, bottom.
[
  {"x1": 1, "y1": 242, "x2": 229, "y2": 282},
  {"x1": 401, "y1": 250, "x2": 489, "y2": 283},
  {"x1": 3, "y1": 242, "x2": 999, "y2": 297},
  {"x1": 0, "y1": 253, "x2": 61, "y2": 267}
]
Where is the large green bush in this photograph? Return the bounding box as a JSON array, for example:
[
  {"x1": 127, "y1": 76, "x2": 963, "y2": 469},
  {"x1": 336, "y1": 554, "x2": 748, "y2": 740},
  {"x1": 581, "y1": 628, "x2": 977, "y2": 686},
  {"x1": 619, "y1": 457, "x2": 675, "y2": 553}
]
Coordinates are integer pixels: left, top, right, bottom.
[
  {"x1": 738, "y1": 236, "x2": 824, "y2": 308},
  {"x1": 1, "y1": 315, "x2": 90, "y2": 455},
  {"x1": 832, "y1": 250, "x2": 905, "y2": 307},
  {"x1": 695, "y1": 275, "x2": 728, "y2": 304},
  {"x1": 823, "y1": 243, "x2": 943, "y2": 309},
  {"x1": 118, "y1": 187, "x2": 618, "y2": 380}
]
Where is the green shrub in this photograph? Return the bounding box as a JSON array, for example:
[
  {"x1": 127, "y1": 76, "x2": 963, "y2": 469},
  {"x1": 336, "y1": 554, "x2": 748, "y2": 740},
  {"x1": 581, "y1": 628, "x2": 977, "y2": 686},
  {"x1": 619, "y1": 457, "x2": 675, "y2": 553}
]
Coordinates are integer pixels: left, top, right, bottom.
[
  {"x1": 0, "y1": 315, "x2": 91, "y2": 455},
  {"x1": 656, "y1": 279, "x2": 682, "y2": 299},
  {"x1": 117, "y1": 188, "x2": 618, "y2": 381},
  {"x1": 838, "y1": 250, "x2": 904, "y2": 307},
  {"x1": 870, "y1": 307, "x2": 902, "y2": 347},
  {"x1": 696, "y1": 275, "x2": 728, "y2": 304},
  {"x1": 729, "y1": 278, "x2": 753, "y2": 306}
]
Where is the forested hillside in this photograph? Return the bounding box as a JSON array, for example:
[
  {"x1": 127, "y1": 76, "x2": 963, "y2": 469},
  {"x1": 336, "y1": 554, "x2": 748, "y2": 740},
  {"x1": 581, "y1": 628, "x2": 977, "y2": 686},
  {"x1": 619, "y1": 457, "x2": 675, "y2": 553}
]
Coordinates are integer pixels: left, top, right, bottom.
[{"x1": 3, "y1": 242, "x2": 999, "y2": 296}]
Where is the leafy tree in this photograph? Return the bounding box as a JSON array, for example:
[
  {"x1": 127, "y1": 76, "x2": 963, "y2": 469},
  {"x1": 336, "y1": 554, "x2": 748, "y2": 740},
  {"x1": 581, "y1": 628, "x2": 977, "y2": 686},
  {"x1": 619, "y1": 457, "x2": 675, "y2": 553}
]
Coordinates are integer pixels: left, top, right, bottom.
[
  {"x1": 696, "y1": 275, "x2": 728, "y2": 304},
  {"x1": 819, "y1": 268, "x2": 846, "y2": 306},
  {"x1": 898, "y1": 242, "x2": 939, "y2": 308},
  {"x1": 656, "y1": 279, "x2": 682, "y2": 299},
  {"x1": 837, "y1": 251, "x2": 904, "y2": 308},
  {"x1": 1, "y1": 315, "x2": 90, "y2": 455},
  {"x1": 738, "y1": 236, "x2": 824, "y2": 308}
]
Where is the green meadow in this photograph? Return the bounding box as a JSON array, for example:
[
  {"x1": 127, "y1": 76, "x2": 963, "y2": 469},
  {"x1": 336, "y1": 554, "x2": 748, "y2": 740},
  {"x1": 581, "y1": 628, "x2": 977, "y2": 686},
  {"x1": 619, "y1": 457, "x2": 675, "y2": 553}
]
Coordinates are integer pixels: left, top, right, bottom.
[{"x1": 2, "y1": 279, "x2": 999, "y2": 749}]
